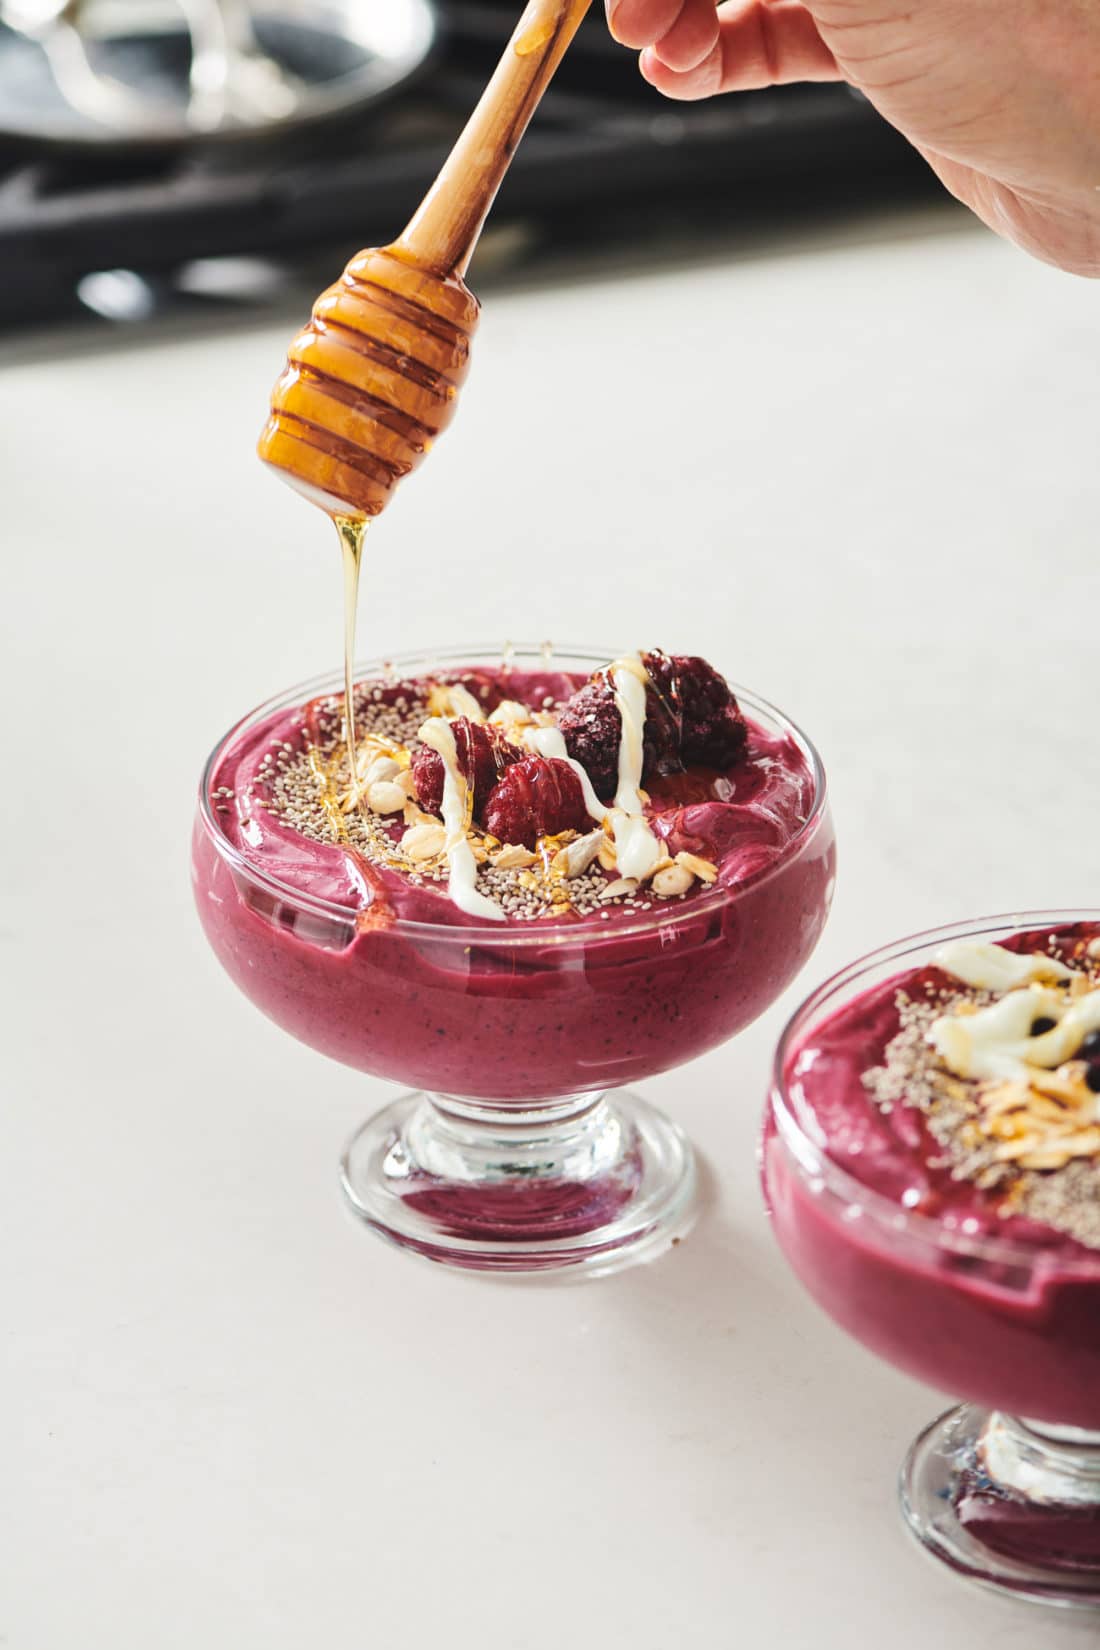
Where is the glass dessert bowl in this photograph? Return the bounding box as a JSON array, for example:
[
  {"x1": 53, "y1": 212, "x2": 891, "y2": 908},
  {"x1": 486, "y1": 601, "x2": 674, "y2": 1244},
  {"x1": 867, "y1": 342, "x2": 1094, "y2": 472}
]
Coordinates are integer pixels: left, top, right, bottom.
[
  {"x1": 193, "y1": 642, "x2": 834, "y2": 1274},
  {"x1": 763, "y1": 911, "x2": 1100, "y2": 1606}
]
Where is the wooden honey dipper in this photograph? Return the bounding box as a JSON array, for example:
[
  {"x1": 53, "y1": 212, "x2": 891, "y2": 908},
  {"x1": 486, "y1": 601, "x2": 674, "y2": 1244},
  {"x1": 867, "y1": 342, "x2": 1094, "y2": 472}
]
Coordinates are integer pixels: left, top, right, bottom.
[{"x1": 257, "y1": 0, "x2": 593, "y2": 519}]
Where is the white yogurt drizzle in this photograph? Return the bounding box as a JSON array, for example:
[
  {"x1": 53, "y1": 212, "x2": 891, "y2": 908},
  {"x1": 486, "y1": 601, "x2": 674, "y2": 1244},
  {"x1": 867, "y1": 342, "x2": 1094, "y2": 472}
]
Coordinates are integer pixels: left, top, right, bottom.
[
  {"x1": 931, "y1": 940, "x2": 1100, "y2": 1084},
  {"x1": 934, "y1": 940, "x2": 1075, "y2": 993},
  {"x1": 607, "y1": 658, "x2": 663, "y2": 881},
  {"x1": 419, "y1": 653, "x2": 663, "y2": 915},
  {"x1": 417, "y1": 717, "x2": 505, "y2": 923}
]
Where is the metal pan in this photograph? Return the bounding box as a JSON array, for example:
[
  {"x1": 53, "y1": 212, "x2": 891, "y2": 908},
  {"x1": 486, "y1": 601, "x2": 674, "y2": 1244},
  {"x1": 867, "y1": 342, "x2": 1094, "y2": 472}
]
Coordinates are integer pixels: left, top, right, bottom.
[{"x1": 0, "y1": 0, "x2": 436, "y2": 146}]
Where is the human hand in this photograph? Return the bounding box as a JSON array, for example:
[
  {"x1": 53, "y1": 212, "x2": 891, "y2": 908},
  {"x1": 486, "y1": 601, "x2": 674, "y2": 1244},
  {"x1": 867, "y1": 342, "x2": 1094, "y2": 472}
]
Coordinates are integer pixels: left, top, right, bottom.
[{"x1": 605, "y1": 0, "x2": 1100, "y2": 276}]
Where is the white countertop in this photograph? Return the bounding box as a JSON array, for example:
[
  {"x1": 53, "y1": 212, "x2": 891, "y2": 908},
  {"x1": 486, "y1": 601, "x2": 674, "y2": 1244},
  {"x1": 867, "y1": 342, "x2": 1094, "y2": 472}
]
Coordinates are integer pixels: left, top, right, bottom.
[{"x1": 5, "y1": 204, "x2": 1100, "y2": 1648}]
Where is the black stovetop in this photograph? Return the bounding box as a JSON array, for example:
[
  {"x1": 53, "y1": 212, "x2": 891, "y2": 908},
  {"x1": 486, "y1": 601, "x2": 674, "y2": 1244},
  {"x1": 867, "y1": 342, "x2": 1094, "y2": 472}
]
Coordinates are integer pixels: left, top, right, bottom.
[{"x1": 0, "y1": 0, "x2": 935, "y2": 332}]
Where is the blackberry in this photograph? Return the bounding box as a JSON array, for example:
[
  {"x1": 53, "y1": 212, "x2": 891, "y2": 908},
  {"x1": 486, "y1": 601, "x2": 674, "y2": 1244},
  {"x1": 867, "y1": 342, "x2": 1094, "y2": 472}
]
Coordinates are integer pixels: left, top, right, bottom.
[
  {"x1": 556, "y1": 679, "x2": 623, "y2": 802},
  {"x1": 557, "y1": 651, "x2": 748, "y2": 801},
  {"x1": 665, "y1": 654, "x2": 748, "y2": 769}
]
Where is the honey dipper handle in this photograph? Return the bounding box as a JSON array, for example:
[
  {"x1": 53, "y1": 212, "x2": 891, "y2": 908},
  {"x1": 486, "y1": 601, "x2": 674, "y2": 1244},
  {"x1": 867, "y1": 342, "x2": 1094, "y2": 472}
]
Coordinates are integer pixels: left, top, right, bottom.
[{"x1": 397, "y1": 0, "x2": 593, "y2": 276}]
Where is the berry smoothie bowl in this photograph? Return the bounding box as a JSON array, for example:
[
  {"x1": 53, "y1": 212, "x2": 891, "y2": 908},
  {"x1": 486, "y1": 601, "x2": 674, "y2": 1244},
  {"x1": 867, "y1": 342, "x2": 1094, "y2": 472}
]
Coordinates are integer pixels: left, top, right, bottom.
[
  {"x1": 763, "y1": 912, "x2": 1100, "y2": 1605},
  {"x1": 193, "y1": 642, "x2": 834, "y2": 1273}
]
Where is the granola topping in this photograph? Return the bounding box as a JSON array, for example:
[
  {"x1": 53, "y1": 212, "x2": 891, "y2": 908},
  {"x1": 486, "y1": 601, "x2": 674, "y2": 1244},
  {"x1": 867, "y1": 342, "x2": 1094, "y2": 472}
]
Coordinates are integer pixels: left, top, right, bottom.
[
  {"x1": 257, "y1": 667, "x2": 724, "y2": 922},
  {"x1": 863, "y1": 932, "x2": 1100, "y2": 1249}
]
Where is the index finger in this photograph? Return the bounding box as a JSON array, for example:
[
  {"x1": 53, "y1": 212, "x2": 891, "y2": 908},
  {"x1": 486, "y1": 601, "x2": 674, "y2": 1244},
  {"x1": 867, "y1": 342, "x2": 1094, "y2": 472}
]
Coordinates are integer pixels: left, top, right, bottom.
[{"x1": 607, "y1": 0, "x2": 716, "y2": 52}]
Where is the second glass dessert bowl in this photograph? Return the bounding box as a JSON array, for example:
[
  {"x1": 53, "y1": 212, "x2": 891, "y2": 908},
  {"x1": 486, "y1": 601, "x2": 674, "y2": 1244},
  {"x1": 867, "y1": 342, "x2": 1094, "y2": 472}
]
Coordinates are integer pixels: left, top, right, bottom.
[
  {"x1": 193, "y1": 643, "x2": 835, "y2": 1273},
  {"x1": 763, "y1": 911, "x2": 1100, "y2": 1606}
]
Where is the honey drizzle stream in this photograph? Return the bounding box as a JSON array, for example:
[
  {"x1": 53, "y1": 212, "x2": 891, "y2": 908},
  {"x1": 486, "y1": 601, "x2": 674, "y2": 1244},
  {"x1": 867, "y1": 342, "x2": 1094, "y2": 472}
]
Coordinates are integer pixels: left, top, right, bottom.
[{"x1": 334, "y1": 514, "x2": 368, "y2": 809}]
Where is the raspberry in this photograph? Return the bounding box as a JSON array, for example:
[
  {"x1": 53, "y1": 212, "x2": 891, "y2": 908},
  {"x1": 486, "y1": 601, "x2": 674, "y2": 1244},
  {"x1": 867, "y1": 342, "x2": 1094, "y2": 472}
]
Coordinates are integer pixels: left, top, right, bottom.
[
  {"x1": 412, "y1": 719, "x2": 521, "y2": 820},
  {"x1": 483, "y1": 756, "x2": 589, "y2": 849}
]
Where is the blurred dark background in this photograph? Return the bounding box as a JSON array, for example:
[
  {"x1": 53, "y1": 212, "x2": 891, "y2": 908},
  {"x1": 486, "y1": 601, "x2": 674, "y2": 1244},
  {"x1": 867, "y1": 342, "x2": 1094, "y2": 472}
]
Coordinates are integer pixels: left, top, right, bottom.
[{"x1": 0, "y1": 0, "x2": 942, "y2": 333}]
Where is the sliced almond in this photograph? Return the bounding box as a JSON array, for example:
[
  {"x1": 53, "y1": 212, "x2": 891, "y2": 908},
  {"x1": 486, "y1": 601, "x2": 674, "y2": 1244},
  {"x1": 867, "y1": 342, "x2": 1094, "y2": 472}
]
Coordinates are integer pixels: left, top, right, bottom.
[
  {"x1": 1044, "y1": 1127, "x2": 1100, "y2": 1157},
  {"x1": 987, "y1": 1113, "x2": 1032, "y2": 1141},
  {"x1": 363, "y1": 755, "x2": 402, "y2": 787},
  {"x1": 427, "y1": 682, "x2": 485, "y2": 722},
  {"x1": 1030, "y1": 1065, "x2": 1094, "y2": 1106},
  {"x1": 1017, "y1": 1148, "x2": 1075, "y2": 1171},
  {"x1": 979, "y1": 1081, "x2": 1032, "y2": 1117},
  {"x1": 354, "y1": 736, "x2": 404, "y2": 780},
  {"x1": 403, "y1": 800, "x2": 439, "y2": 829},
  {"x1": 402, "y1": 822, "x2": 446, "y2": 862},
  {"x1": 556, "y1": 830, "x2": 605, "y2": 879},
  {"x1": 597, "y1": 840, "x2": 618, "y2": 872},
  {"x1": 366, "y1": 780, "x2": 407, "y2": 815},
  {"x1": 675, "y1": 851, "x2": 719, "y2": 885},
  {"x1": 652, "y1": 864, "x2": 695, "y2": 898},
  {"x1": 492, "y1": 844, "x2": 538, "y2": 870},
  {"x1": 601, "y1": 878, "x2": 638, "y2": 901},
  {"x1": 1028, "y1": 1096, "x2": 1082, "y2": 1122},
  {"x1": 638, "y1": 854, "x2": 675, "y2": 884},
  {"x1": 993, "y1": 1133, "x2": 1049, "y2": 1162},
  {"x1": 488, "y1": 699, "x2": 533, "y2": 731}
]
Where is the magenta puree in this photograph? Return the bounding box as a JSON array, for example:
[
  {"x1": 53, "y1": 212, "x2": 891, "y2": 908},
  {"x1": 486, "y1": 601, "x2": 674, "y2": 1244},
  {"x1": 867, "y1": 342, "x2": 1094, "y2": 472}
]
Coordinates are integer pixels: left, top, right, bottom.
[
  {"x1": 193, "y1": 667, "x2": 834, "y2": 1101},
  {"x1": 763, "y1": 926, "x2": 1100, "y2": 1428}
]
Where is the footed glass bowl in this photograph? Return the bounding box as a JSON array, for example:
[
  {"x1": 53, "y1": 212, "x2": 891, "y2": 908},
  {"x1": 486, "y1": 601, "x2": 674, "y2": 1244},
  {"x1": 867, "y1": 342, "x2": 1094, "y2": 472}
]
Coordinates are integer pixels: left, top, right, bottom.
[
  {"x1": 763, "y1": 912, "x2": 1100, "y2": 1606},
  {"x1": 193, "y1": 643, "x2": 835, "y2": 1273}
]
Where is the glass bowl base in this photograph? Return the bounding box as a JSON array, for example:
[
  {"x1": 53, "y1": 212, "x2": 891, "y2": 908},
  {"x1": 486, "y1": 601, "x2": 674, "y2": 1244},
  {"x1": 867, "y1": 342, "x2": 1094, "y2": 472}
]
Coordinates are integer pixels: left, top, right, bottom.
[
  {"x1": 339, "y1": 1088, "x2": 697, "y2": 1275},
  {"x1": 901, "y1": 1404, "x2": 1100, "y2": 1607}
]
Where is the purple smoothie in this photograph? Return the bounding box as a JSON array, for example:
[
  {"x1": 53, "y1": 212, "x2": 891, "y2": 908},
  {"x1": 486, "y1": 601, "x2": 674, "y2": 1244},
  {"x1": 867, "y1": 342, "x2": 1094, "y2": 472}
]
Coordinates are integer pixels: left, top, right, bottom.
[
  {"x1": 762, "y1": 922, "x2": 1100, "y2": 1429},
  {"x1": 193, "y1": 661, "x2": 835, "y2": 1102}
]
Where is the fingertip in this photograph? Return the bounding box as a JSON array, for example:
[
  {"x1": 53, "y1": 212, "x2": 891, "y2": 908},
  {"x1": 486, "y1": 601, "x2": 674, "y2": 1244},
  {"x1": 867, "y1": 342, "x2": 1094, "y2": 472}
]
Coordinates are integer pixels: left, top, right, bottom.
[
  {"x1": 639, "y1": 40, "x2": 723, "y2": 99},
  {"x1": 606, "y1": 0, "x2": 680, "y2": 51},
  {"x1": 652, "y1": 0, "x2": 719, "y2": 71}
]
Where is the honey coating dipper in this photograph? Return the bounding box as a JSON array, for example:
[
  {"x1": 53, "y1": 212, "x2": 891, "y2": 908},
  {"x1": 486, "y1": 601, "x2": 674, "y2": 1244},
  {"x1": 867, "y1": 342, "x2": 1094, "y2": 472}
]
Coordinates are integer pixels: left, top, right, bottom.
[{"x1": 258, "y1": 0, "x2": 592, "y2": 518}]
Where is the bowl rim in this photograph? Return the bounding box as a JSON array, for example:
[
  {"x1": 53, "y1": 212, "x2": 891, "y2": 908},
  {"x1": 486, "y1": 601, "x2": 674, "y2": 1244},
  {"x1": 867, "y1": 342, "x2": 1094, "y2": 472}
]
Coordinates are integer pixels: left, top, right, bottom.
[
  {"x1": 768, "y1": 907, "x2": 1100, "y2": 1275},
  {"x1": 195, "y1": 640, "x2": 831, "y2": 944}
]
